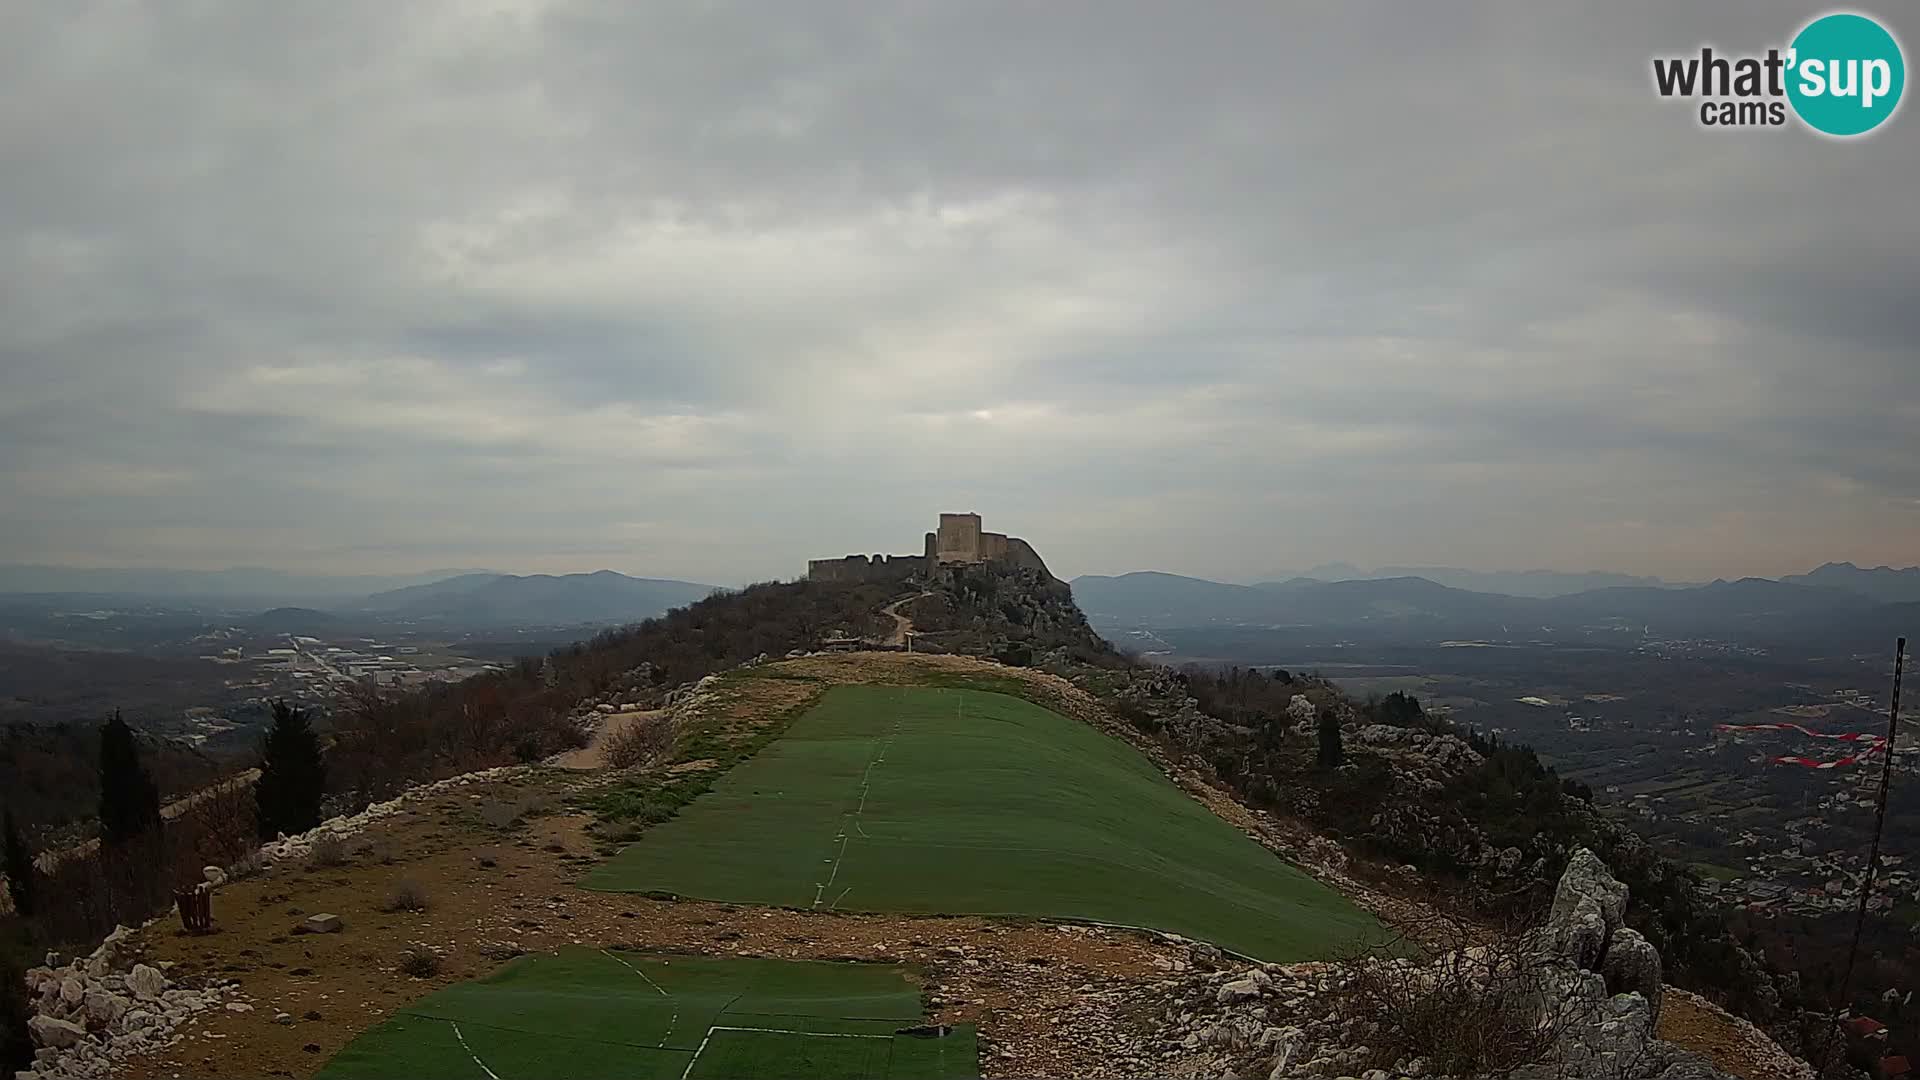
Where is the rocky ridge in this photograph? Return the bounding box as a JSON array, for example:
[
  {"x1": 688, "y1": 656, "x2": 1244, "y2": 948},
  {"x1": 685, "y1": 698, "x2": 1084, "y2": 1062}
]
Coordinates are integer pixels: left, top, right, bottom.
[{"x1": 1129, "y1": 849, "x2": 1803, "y2": 1080}]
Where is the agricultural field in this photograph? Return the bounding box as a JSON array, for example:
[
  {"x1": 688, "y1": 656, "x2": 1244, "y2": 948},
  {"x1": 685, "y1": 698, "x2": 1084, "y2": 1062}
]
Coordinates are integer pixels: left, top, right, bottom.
[
  {"x1": 586, "y1": 684, "x2": 1381, "y2": 960},
  {"x1": 318, "y1": 948, "x2": 974, "y2": 1080}
]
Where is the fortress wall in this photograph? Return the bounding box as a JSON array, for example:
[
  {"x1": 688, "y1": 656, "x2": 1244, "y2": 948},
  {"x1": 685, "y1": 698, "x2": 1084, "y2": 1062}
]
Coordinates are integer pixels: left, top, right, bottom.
[
  {"x1": 807, "y1": 554, "x2": 928, "y2": 584},
  {"x1": 1002, "y1": 537, "x2": 1053, "y2": 579}
]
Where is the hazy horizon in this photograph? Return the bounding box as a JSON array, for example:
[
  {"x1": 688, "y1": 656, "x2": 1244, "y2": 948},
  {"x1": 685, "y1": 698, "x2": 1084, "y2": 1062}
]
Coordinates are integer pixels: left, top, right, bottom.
[{"x1": 4, "y1": 3, "x2": 1916, "y2": 586}]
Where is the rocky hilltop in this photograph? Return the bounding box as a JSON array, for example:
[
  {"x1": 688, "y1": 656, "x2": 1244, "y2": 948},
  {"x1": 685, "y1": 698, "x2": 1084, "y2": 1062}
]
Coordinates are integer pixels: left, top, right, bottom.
[{"x1": 5, "y1": 563, "x2": 1831, "y2": 1080}]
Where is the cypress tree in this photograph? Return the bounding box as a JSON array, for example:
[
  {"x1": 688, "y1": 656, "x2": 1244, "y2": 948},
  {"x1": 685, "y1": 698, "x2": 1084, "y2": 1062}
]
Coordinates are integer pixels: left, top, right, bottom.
[
  {"x1": 1316, "y1": 707, "x2": 1345, "y2": 770},
  {"x1": 1, "y1": 947, "x2": 31, "y2": 1075},
  {"x1": 98, "y1": 710, "x2": 162, "y2": 845},
  {"x1": 2, "y1": 807, "x2": 32, "y2": 917},
  {"x1": 256, "y1": 700, "x2": 327, "y2": 839}
]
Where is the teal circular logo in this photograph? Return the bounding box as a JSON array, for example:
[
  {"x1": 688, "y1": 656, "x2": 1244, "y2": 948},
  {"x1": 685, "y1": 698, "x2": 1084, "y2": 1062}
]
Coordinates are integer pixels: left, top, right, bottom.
[{"x1": 1787, "y1": 12, "x2": 1905, "y2": 136}]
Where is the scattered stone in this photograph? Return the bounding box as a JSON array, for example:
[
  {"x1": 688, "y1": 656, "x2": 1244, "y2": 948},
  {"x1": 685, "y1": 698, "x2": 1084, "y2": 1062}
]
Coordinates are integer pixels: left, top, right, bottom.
[
  {"x1": 27, "y1": 1016, "x2": 86, "y2": 1050},
  {"x1": 128, "y1": 965, "x2": 165, "y2": 1000}
]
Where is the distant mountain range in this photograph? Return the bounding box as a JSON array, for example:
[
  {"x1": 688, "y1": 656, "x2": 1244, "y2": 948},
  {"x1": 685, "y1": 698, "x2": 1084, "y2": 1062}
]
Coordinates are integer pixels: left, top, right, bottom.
[
  {"x1": 1259, "y1": 565, "x2": 1674, "y2": 599},
  {"x1": 0, "y1": 565, "x2": 497, "y2": 604},
  {"x1": 0, "y1": 565, "x2": 723, "y2": 629},
  {"x1": 1781, "y1": 562, "x2": 1920, "y2": 604},
  {"x1": 355, "y1": 571, "x2": 719, "y2": 627},
  {"x1": 1071, "y1": 566, "x2": 1918, "y2": 652}
]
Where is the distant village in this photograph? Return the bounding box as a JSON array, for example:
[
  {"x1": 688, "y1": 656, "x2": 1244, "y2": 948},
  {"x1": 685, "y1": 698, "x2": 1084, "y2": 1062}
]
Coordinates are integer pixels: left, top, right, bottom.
[{"x1": 179, "y1": 631, "x2": 500, "y2": 744}]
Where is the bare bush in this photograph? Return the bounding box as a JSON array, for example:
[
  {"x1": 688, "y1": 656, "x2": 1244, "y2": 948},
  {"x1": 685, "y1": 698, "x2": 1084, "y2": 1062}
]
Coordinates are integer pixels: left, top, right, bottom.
[
  {"x1": 226, "y1": 848, "x2": 266, "y2": 882},
  {"x1": 603, "y1": 714, "x2": 676, "y2": 769},
  {"x1": 307, "y1": 834, "x2": 349, "y2": 868},
  {"x1": 398, "y1": 945, "x2": 441, "y2": 978},
  {"x1": 1330, "y1": 912, "x2": 1571, "y2": 1078},
  {"x1": 174, "y1": 775, "x2": 258, "y2": 867},
  {"x1": 477, "y1": 799, "x2": 519, "y2": 829},
  {"x1": 384, "y1": 878, "x2": 429, "y2": 913}
]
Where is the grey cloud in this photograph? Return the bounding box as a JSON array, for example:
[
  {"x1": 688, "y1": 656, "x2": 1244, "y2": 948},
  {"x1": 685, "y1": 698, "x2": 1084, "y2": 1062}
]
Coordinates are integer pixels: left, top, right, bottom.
[{"x1": 1, "y1": 1, "x2": 1916, "y2": 585}]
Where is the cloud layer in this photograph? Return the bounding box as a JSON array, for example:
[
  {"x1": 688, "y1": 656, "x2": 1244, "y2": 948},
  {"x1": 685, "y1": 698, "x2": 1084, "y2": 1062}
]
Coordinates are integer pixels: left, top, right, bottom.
[{"x1": 3, "y1": 1, "x2": 1916, "y2": 584}]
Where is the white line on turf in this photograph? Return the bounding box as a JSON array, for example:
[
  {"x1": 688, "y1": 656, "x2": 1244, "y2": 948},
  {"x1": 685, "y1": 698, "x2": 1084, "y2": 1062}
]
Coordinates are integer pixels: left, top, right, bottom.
[
  {"x1": 708, "y1": 1025, "x2": 891, "y2": 1038},
  {"x1": 602, "y1": 949, "x2": 678, "y2": 1047},
  {"x1": 681, "y1": 1020, "x2": 898, "y2": 1074},
  {"x1": 446, "y1": 1020, "x2": 503, "y2": 1080},
  {"x1": 813, "y1": 710, "x2": 901, "y2": 909}
]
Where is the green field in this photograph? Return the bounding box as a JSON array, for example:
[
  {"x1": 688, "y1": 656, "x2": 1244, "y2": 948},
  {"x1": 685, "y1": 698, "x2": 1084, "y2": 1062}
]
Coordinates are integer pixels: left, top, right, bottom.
[
  {"x1": 586, "y1": 685, "x2": 1381, "y2": 960},
  {"x1": 318, "y1": 949, "x2": 975, "y2": 1080}
]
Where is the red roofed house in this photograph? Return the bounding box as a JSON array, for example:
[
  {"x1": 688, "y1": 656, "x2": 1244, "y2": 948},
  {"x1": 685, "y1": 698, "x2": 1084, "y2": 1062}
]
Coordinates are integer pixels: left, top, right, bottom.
[
  {"x1": 1876, "y1": 1055, "x2": 1910, "y2": 1080},
  {"x1": 1849, "y1": 1016, "x2": 1891, "y2": 1040}
]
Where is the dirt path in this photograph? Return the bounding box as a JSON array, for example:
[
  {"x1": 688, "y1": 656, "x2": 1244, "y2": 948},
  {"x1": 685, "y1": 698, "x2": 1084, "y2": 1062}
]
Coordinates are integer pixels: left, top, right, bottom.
[
  {"x1": 548, "y1": 708, "x2": 665, "y2": 770},
  {"x1": 879, "y1": 591, "x2": 931, "y2": 647}
]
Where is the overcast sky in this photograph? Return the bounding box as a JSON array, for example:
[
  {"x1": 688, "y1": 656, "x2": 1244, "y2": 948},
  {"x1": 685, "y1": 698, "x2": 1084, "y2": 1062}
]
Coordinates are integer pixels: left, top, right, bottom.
[{"x1": 2, "y1": 2, "x2": 1915, "y2": 586}]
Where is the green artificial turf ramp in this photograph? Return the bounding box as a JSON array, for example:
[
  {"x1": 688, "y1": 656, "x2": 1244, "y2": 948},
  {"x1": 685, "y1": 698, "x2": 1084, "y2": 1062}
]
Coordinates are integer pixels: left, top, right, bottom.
[
  {"x1": 318, "y1": 948, "x2": 975, "y2": 1080},
  {"x1": 585, "y1": 684, "x2": 1382, "y2": 959}
]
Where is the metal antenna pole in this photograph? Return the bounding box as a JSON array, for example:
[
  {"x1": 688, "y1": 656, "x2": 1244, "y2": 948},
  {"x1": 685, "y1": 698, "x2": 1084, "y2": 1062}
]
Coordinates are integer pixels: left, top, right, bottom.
[{"x1": 1824, "y1": 637, "x2": 1906, "y2": 1073}]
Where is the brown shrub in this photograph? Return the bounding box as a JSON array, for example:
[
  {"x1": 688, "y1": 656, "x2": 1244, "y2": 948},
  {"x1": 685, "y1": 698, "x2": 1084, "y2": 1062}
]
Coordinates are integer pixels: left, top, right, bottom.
[
  {"x1": 307, "y1": 834, "x2": 349, "y2": 868},
  {"x1": 1330, "y1": 912, "x2": 1570, "y2": 1078},
  {"x1": 173, "y1": 776, "x2": 258, "y2": 868},
  {"x1": 603, "y1": 714, "x2": 676, "y2": 770},
  {"x1": 398, "y1": 945, "x2": 441, "y2": 978},
  {"x1": 384, "y1": 878, "x2": 429, "y2": 913}
]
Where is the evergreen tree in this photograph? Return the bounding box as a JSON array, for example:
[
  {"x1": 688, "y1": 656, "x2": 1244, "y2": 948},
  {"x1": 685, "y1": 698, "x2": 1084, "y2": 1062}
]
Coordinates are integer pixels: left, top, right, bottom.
[
  {"x1": 256, "y1": 700, "x2": 326, "y2": 839},
  {"x1": 97, "y1": 711, "x2": 161, "y2": 845},
  {"x1": 1316, "y1": 707, "x2": 1344, "y2": 769},
  {"x1": 0, "y1": 947, "x2": 31, "y2": 1076},
  {"x1": 1, "y1": 808, "x2": 31, "y2": 918}
]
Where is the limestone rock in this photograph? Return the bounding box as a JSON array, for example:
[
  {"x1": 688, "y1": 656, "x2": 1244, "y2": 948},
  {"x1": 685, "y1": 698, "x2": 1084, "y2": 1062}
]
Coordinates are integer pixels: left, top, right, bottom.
[
  {"x1": 1549, "y1": 848, "x2": 1627, "y2": 966},
  {"x1": 127, "y1": 964, "x2": 166, "y2": 1000},
  {"x1": 58, "y1": 979, "x2": 83, "y2": 1007},
  {"x1": 1602, "y1": 927, "x2": 1664, "y2": 1026},
  {"x1": 1216, "y1": 975, "x2": 1263, "y2": 1004},
  {"x1": 27, "y1": 1016, "x2": 86, "y2": 1050},
  {"x1": 1557, "y1": 895, "x2": 1610, "y2": 970},
  {"x1": 82, "y1": 990, "x2": 127, "y2": 1027}
]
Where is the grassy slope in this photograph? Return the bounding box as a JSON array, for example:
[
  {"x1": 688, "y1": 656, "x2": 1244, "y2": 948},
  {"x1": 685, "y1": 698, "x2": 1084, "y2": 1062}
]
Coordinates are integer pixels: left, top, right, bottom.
[
  {"x1": 586, "y1": 685, "x2": 1382, "y2": 960},
  {"x1": 318, "y1": 948, "x2": 973, "y2": 1080}
]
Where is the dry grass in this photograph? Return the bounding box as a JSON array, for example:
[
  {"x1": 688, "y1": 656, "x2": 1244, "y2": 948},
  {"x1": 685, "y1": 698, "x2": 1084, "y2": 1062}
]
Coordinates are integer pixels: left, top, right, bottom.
[
  {"x1": 307, "y1": 834, "x2": 349, "y2": 868},
  {"x1": 603, "y1": 713, "x2": 676, "y2": 769},
  {"x1": 397, "y1": 945, "x2": 441, "y2": 978},
  {"x1": 382, "y1": 878, "x2": 429, "y2": 913},
  {"x1": 1330, "y1": 912, "x2": 1570, "y2": 1077}
]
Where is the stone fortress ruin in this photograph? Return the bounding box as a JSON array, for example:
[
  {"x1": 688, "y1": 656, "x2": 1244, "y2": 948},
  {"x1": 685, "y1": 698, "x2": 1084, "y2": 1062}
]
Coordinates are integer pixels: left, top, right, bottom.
[{"x1": 807, "y1": 512, "x2": 1053, "y2": 583}]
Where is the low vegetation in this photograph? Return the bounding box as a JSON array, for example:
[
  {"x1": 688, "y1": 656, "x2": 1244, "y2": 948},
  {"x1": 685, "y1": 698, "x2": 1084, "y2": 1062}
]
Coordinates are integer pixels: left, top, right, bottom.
[
  {"x1": 308, "y1": 833, "x2": 350, "y2": 869},
  {"x1": 383, "y1": 879, "x2": 429, "y2": 914},
  {"x1": 601, "y1": 713, "x2": 675, "y2": 770},
  {"x1": 1330, "y1": 913, "x2": 1568, "y2": 1077},
  {"x1": 397, "y1": 945, "x2": 441, "y2": 978}
]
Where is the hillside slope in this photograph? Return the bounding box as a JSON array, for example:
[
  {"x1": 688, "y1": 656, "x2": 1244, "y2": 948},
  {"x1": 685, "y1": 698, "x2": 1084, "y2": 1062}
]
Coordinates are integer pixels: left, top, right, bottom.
[{"x1": 358, "y1": 570, "x2": 719, "y2": 626}]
